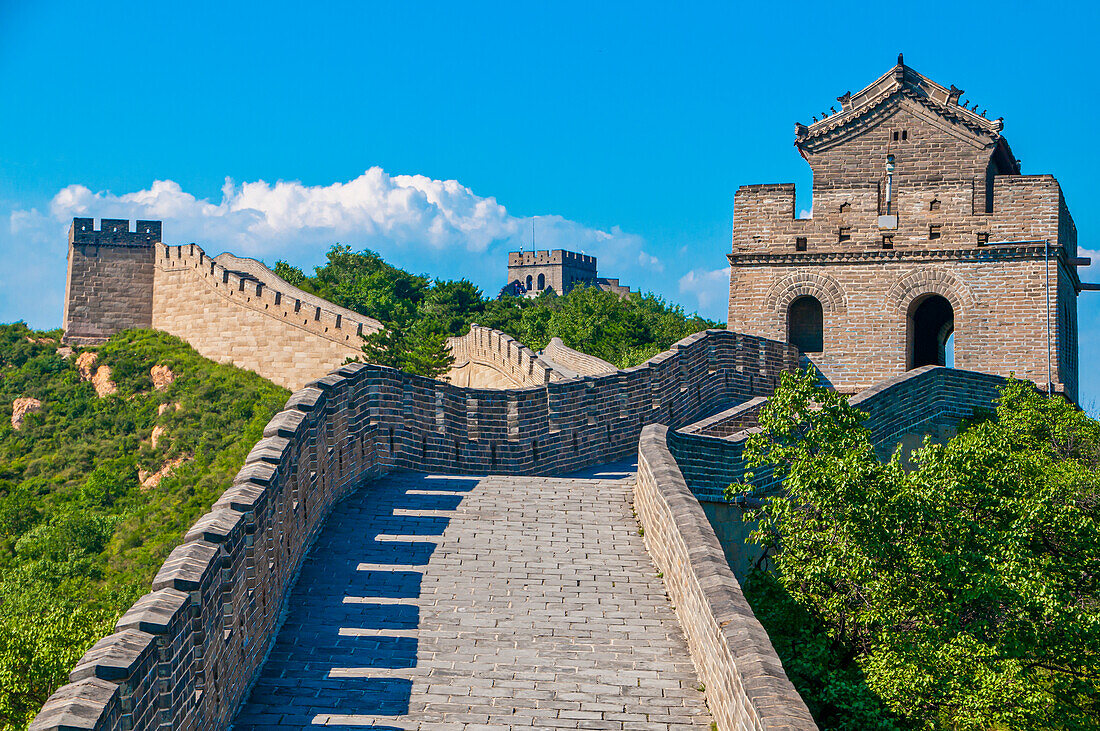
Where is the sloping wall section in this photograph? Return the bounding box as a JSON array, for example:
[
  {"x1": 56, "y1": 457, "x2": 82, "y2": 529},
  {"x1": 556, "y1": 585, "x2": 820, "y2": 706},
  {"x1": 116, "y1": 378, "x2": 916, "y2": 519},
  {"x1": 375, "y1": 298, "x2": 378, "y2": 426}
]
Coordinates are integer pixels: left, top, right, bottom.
[
  {"x1": 635, "y1": 366, "x2": 1008, "y2": 730},
  {"x1": 445, "y1": 325, "x2": 570, "y2": 387},
  {"x1": 31, "y1": 329, "x2": 799, "y2": 731},
  {"x1": 541, "y1": 336, "x2": 618, "y2": 376},
  {"x1": 152, "y1": 243, "x2": 383, "y2": 390}
]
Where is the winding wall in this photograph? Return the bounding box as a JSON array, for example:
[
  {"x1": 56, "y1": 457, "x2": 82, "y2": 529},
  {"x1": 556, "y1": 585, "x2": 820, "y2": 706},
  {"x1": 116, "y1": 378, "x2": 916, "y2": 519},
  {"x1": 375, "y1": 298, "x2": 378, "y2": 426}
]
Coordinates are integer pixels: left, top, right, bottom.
[
  {"x1": 444, "y1": 325, "x2": 570, "y2": 387},
  {"x1": 152, "y1": 243, "x2": 382, "y2": 390},
  {"x1": 635, "y1": 366, "x2": 1009, "y2": 730},
  {"x1": 541, "y1": 336, "x2": 618, "y2": 376},
  {"x1": 31, "y1": 329, "x2": 800, "y2": 731}
]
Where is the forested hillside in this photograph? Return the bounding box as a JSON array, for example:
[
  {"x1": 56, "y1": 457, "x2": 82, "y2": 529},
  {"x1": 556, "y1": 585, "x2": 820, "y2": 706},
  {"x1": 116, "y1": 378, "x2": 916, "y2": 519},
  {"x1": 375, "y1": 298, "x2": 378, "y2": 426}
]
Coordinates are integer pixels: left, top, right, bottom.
[
  {"x1": 0, "y1": 325, "x2": 288, "y2": 729},
  {"x1": 274, "y1": 245, "x2": 720, "y2": 376}
]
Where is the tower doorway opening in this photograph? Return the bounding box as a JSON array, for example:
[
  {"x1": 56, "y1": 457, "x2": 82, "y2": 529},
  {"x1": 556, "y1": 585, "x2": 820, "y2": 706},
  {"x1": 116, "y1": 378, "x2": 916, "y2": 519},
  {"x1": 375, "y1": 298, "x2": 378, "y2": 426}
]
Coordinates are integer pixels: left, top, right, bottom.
[
  {"x1": 908, "y1": 295, "x2": 954, "y2": 369},
  {"x1": 787, "y1": 296, "x2": 823, "y2": 353}
]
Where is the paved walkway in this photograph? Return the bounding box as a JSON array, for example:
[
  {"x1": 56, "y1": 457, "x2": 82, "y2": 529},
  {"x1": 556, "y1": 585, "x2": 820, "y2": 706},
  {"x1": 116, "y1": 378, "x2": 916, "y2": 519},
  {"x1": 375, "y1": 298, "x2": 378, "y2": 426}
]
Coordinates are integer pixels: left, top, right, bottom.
[{"x1": 233, "y1": 463, "x2": 712, "y2": 730}]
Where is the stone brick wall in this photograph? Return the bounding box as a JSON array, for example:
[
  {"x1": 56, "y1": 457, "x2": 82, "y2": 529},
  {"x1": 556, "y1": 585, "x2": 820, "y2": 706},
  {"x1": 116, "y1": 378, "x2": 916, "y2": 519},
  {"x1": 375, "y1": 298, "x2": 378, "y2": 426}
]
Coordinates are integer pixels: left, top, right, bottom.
[
  {"x1": 633, "y1": 365, "x2": 1008, "y2": 729},
  {"x1": 507, "y1": 249, "x2": 597, "y2": 294},
  {"x1": 679, "y1": 396, "x2": 767, "y2": 439},
  {"x1": 635, "y1": 425, "x2": 817, "y2": 731},
  {"x1": 151, "y1": 242, "x2": 383, "y2": 390},
  {"x1": 63, "y1": 219, "x2": 160, "y2": 345},
  {"x1": 445, "y1": 325, "x2": 568, "y2": 387},
  {"x1": 729, "y1": 60, "x2": 1084, "y2": 402},
  {"x1": 541, "y1": 336, "x2": 617, "y2": 376},
  {"x1": 31, "y1": 329, "x2": 799, "y2": 731},
  {"x1": 667, "y1": 366, "x2": 1006, "y2": 575}
]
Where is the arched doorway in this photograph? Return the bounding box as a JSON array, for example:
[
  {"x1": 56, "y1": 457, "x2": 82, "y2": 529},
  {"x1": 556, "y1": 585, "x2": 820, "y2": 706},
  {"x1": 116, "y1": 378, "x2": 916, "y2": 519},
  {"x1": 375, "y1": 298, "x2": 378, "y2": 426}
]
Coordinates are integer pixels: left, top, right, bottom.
[
  {"x1": 537, "y1": 273, "x2": 546, "y2": 290},
  {"x1": 908, "y1": 294, "x2": 954, "y2": 369},
  {"x1": 525, "y1": 275, "x2": 533, "y2": 291},
  {"x1": 787, "y1": 296, "x2": 823, "y2": 353}
]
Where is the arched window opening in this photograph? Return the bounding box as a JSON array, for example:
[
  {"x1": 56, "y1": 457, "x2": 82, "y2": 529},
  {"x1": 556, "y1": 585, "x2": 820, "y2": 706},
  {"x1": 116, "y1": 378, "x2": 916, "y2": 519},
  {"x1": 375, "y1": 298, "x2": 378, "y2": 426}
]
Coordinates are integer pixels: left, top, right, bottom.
[
  {"x1": 908, "y1": 295, "x2": 954, "y2": 369},
  {"x1": 537, "y1": 273, "x2": 546, "y2": 290},
  {"x1": 787, "y1": 296, "x2": 824, "y2": 353},
  {"x1": 525, "y1": 275, "x2": 533, "y2": 291}
]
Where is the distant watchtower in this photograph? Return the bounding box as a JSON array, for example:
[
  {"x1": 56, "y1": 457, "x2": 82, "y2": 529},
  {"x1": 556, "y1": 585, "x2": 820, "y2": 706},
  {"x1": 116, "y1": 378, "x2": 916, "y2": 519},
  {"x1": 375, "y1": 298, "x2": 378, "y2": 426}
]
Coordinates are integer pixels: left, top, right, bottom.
[
  {"x1": 62, "y1": 218, "x2": 160, "y2": 344},
  {"x1": 728, "y1": 55, "x2": 1087, "y2": 401},
  {"x1": 505, "y1": 250, "x2": 632, "y2": 298}
]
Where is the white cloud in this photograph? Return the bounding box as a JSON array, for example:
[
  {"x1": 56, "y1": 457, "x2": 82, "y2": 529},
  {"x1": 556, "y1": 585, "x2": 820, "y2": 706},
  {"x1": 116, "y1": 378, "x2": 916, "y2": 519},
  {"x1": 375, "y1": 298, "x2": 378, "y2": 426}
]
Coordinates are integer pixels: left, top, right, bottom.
[
  {"x1": 2, "y1": 168, "x2": 661, "y2": 328},
  {"x1": 637, "y1": 250, "x2": 664, "y2": 272},
  {"x1": 678, "y1": 266, "x2": 730, "y2": 320},
  {"x1": 1077, "y1": 248, "x2": 1100, "y2": 280},
  {"x1": 798, "y1": 208, "x2": 813, "y2": 219}
]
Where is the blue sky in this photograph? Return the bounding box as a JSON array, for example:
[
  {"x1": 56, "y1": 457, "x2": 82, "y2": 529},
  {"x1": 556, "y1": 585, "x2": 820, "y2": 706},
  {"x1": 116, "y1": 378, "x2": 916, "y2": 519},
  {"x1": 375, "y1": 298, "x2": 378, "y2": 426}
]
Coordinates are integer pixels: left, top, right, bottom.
[{"x1": 2, "y1": 1, "x2": 1099, "y2": 403}]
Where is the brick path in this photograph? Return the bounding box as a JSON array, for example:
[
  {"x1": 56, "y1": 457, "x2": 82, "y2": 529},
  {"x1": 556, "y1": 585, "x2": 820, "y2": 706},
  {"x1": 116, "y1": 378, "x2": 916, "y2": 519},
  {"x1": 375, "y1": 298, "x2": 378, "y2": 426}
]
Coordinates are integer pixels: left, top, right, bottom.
[{"x1": 233, "y1": 463, "x2": 713, "y2": 730}]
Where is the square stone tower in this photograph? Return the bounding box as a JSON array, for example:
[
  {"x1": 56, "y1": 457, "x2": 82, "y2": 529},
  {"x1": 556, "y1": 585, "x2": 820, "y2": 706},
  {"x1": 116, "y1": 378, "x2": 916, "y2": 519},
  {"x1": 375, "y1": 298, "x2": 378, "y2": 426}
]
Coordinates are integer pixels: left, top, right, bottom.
[
  {"x1": 62, "y1": 218, "x2": 160, "y2": 344},
  {"x1": 507, "y1": 250, "x2": 599, "y2": 295},
  {"x1": 728, "y1": 55, "x2": 1085, "y2": 401}
]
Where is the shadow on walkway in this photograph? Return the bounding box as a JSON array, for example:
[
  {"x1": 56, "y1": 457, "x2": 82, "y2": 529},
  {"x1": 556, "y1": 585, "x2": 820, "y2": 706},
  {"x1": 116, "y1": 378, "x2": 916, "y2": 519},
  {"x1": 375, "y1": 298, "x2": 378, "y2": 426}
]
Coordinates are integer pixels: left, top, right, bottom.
[{"x1": 233, "y1": 473, "x2": 478, "y2": 730}]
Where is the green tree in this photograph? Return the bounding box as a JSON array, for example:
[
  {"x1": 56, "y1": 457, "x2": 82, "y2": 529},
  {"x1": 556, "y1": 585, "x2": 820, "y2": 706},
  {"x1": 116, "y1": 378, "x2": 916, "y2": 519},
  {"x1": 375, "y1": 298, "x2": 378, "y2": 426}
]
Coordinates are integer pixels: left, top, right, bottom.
[{"x1": 731, "y1": 370, "x2": 1100, "y2": 730}]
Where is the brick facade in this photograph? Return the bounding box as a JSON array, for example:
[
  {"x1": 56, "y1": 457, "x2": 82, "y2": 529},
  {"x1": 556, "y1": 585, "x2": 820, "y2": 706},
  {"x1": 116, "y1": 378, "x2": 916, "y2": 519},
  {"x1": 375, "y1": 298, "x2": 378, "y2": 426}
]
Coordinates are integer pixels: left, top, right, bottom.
[
  {"x1": 728, "y1": 57, "x2": 1084, "y2": 400},
  {"x1": 506, "y1": 249, "x2": 632, "y2": 297},
  {"x1": 62, "y1": 219, "x2": 160, "y2": 345},
  {"x1": 30, "y1": 329, "x2": 799, "y2": 731},
  {"x1": 61, "y1": 220, "x2": 385, "y2": 390}
]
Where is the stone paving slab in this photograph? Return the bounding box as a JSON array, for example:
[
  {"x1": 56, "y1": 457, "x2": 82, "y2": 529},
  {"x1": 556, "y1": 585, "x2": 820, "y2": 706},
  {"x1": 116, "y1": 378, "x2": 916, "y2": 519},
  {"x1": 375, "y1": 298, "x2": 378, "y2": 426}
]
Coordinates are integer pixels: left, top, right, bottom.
[{"x1": 233, "y1": 463, "x2": 713, "y2": 730}]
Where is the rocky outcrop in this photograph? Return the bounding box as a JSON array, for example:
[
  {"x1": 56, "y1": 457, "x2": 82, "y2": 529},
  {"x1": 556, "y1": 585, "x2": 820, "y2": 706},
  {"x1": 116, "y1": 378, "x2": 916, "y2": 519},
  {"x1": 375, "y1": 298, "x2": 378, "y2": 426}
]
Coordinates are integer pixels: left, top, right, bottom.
[
  {"x1": 11, "y1": 397, "x2": 42, "y2": 430},
  {"x1": 75, "y1": 352, "x2": 118, "y2": 397},
  {"x1": 150, "y1": 365, "x2": 175, "y2": 391},
  {"x1": 139, "y1": 455, "x2": 188, "y2": 490}
]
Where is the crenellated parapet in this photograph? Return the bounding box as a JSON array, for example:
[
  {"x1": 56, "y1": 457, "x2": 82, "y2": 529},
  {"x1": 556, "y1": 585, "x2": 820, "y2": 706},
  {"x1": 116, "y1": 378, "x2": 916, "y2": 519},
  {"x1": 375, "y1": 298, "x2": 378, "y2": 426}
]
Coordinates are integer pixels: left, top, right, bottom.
[
  {"x1": 30, "y1": 328, "x2": 799, "y2": 731},
  {"x1": 445, "y1": 325, "x2": 569, "y2": 387},
  {"x1": 541, "y1": 336, "x2": 617, "y2": 377},
  {"x1": 152, "y1": 241, "x2": 382, "y2": 388},
  {"x1": 63, "y1": 219, "x2": 385, "y2": 389},
  {"x1": 634, "y1": 365, "x2": 1008, "y2": 731}
]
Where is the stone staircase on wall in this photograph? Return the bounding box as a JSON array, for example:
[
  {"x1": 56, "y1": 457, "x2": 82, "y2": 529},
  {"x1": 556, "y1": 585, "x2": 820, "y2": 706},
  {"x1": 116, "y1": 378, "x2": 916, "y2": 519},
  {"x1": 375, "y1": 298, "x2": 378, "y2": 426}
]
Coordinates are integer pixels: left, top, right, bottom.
[{"x1": 30, "y1": 329, "x2": 800, "y2": 731}]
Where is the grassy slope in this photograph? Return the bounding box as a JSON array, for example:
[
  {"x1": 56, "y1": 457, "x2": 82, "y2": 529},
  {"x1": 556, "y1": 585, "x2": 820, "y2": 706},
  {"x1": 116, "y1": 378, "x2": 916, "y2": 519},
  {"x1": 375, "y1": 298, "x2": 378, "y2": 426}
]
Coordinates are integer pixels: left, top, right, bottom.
[{"x1": 0, "y1": 324, "x2": 288, "y2": 730}]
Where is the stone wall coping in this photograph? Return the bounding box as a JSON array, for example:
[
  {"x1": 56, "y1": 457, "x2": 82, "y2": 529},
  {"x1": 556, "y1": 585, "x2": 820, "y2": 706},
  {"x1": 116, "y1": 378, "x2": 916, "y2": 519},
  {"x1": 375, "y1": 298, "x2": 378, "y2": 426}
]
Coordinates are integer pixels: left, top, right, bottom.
[
  {"x1": 542, "y1": 337, "x2": 617, "y2": 377},
  {"x1": 213, "y1": 481, "x2": 267, "y2": 514},
  {"x1": 69, "y1": 629, "x2": 156, "y2": 683},
  {"x1": 184, "y1": 508, "x2": 245, "y2": 544},
  {"x1": 262, "y1": 409, "x2": 306, "y2": 438},
  {"x1": 636, "y1": 424, "x2": 817, "y2": 730},
  {"x1": 31, "y1": 327, "x2": 801, "y2": 731},
  {"x1": 151, "y1": 540, "x2": 219, "y2": 592},
  {"x1": 246, "y1": 435, "x2": 291, "y2": 465},
  {"x1": 115, "y1": 589, "x2": 190, "y2": 635},
  {"x1": 29, "y1": 677, "x2": 120, "y2": 731},
  {"x1": 680, "y1": 396, "x2": 768, "y2": 436}
]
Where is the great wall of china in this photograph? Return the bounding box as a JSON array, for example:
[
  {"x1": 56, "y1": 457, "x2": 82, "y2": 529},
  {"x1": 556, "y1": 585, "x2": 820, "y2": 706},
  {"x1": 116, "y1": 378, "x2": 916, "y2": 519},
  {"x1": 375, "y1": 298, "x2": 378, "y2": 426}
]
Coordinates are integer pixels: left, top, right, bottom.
[{"x1": 32, "y1": 57, "x2": 1087, "y2": 730}]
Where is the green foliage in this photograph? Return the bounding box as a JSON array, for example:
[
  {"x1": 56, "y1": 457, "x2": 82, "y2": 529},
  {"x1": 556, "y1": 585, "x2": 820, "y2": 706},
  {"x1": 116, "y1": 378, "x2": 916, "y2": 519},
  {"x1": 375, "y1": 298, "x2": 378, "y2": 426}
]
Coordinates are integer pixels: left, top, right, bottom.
[
  {"x1": 0, "y1": 323, "x2": 288, "y2": 729},
  {"x1": 732, "y1": 369, "x2": 1100, "y2": 730},
  {"x1": 283, "y1": 245, "x2": 720, "y2": 377}
]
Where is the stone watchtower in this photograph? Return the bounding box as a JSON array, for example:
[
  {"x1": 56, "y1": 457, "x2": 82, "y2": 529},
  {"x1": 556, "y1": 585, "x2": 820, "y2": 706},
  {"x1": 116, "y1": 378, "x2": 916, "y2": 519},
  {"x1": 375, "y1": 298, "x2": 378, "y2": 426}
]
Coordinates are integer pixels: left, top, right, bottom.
[
  {"x1": 62, "y1": 218, "x2": 160, "y2": 344},
  {"x1": 728, "y1": 55, "x2": 1087, "y2": 401},
  {"x1": 506, "y1": 250, "x2": 599, "y2": 295}
]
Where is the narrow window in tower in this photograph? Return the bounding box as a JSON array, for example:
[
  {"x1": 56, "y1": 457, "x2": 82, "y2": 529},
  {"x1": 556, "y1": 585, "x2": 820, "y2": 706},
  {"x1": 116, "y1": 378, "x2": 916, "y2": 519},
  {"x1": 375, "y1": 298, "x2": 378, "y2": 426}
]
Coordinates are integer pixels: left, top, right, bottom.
[
  {"x1": 795, "y1": 237, "x2": 807, "y2": 251},
  {"x1": 902, "y1": 130, "x2": 908, "y2": 141},
  {"x1": 838, "y1": 227, "x2": 852, "y2": 243},
  {"x1": 839, "y1": 202, "x2": 850, "y2": 214},
  {"x1": 929, "y1": 224, "x2": 942, "y2": 240},
  {"x1": 930, "y1": 199, "x2": 941, "y2": 211},
  {"x1": 893, "y1": 131, "x2": 899, "y2": 141},
  {"x1": 882, "y1": 235, "x2": 894, "y2": 249},
  {"x1": 977, "y1": 232, "x2": 989, "y2": 246}
]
